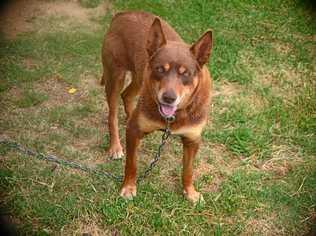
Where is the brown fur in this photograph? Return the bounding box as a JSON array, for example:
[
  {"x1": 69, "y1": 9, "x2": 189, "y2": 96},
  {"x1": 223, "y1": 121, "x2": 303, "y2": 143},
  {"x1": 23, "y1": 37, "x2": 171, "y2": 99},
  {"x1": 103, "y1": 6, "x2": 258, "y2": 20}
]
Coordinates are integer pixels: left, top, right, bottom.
[{"x1": 101, "y1": 11, "x2": 213, "y2": 203}]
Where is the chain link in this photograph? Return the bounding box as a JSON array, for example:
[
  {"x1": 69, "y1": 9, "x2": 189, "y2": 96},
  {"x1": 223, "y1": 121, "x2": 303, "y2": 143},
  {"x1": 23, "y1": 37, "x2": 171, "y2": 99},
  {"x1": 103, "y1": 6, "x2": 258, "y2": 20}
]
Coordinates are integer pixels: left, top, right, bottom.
[
  {"x1": 137, "y1": 116, "x2": 173, "y2": 182},
  {"x1": 0, "y1": 116, "x2": 174, "y2": 183}
]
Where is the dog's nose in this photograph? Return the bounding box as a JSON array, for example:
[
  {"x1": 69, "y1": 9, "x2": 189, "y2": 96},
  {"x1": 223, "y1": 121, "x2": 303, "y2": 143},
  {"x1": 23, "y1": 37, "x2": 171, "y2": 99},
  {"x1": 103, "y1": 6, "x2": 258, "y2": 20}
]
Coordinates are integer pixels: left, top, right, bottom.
[{"x1": 162, "y1": 90, "x2": 177, "y2": 104}]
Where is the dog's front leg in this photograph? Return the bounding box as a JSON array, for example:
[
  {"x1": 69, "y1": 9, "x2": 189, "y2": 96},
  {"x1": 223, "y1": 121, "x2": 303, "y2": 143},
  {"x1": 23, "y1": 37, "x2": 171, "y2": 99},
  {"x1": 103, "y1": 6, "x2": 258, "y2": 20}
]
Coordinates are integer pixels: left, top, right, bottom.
[
  {"x1": 120, "y1": 115, "x2": 144, "y2": 199},
  {"x1": 182, "y1": 137, "x2": 204, "y2": 203}
]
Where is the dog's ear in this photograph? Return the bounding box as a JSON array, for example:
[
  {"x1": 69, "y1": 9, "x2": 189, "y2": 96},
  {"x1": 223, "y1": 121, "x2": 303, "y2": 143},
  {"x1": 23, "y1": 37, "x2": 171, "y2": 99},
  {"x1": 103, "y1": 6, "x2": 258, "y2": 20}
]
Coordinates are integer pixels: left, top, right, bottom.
[
  {"x1": 147, "y1": 18, "x2": 166, "y2": 57},
  {"x1": 190, "y1": 30, "x2": 213, "y2": 67}
]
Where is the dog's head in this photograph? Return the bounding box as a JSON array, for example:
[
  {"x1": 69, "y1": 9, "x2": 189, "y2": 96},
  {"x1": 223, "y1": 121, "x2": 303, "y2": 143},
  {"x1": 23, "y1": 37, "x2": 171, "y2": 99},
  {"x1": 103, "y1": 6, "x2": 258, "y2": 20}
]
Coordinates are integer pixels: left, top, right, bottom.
[{"x1": 146, "y1": 18, "x2": 213, "y2": 118}]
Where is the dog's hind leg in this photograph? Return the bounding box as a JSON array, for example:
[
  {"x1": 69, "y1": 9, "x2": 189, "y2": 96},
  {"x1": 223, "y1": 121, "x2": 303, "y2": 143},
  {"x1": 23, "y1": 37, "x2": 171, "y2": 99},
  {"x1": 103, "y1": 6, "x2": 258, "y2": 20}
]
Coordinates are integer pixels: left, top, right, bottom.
[{"x1": 105, "y1": 67, "x2": 125, "y2": 159}]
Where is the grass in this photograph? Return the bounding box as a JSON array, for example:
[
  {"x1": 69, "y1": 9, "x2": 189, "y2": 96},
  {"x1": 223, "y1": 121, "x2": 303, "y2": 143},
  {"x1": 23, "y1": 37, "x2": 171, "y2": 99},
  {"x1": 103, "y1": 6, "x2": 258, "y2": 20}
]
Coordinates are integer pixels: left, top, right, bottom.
[
  {"x1": 0, "y1": 0, "x2": 315, "y2": 235},
  {"x1": 79, "y1": 0, "x2": 103, "y2": 8},
  {"x1": 14, "y1": 90, "x2": 48, "y2": 108}
]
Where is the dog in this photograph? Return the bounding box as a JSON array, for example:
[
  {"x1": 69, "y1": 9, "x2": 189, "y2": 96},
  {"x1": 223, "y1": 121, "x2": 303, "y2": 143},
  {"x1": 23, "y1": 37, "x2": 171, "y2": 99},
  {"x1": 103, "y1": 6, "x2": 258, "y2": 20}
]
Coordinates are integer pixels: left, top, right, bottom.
[{"x1": 101, "y1": 11, "x2": 213, "y2": 203}]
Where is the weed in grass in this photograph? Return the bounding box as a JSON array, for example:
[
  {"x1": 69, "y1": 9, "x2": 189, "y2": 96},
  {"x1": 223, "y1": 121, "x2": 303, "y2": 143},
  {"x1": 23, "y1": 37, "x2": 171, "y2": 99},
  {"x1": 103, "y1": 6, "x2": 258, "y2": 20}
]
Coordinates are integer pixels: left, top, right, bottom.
[{"x1": 14, "y1": 89, "x2": 48, "y2": 108}]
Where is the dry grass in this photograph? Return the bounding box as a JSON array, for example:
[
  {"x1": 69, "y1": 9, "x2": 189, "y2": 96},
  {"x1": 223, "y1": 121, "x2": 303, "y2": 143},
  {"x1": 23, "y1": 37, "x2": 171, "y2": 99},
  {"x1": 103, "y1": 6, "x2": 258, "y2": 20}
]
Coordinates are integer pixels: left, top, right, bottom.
[{"x1": 0, "y1": 0, "x2": 110, "y2": 38}]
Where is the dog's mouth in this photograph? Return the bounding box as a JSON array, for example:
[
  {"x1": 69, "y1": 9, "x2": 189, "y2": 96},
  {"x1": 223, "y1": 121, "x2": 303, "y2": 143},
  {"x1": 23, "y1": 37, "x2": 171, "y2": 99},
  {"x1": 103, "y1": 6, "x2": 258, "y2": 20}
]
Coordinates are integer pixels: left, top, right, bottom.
[{"x1": 158, "y1": 103, "x2": 177, "y2": 118}]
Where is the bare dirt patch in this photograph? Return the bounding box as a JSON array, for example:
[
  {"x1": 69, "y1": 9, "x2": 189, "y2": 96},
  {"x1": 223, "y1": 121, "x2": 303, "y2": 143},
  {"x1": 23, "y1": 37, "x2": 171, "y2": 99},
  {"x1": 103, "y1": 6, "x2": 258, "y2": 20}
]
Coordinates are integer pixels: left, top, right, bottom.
[
  {"x1": 271, "y1": 41, "x2": 292, "y2": 55},
  {"x1": 22, "y1": 57, "x2": 40, "y2": 70},
  {"x1": 31, "y1": 73, "x2": 103, "y2": 109},
  {"x1": 5, "y1": 86, "x2": 23, "y2": 101},
  {"x1": 208, "y1": 143, "x2": 241, "y2": 174},
  {"x1": 0, "y1": 0, "x2": 38, "y2": 39},
  {"x1": 213, "y1": 81, "x2": 241, "y2": 101},
  {"x1": 242, "y1": 215, "x2": 283, "y2": 236},
  {"x1": 256, "y1": 145, "x2": 303, "y2": 177},
  {"x1": 0, "y1": 0, "x2": 109, "y2": 39},
  {"x1": 61, "y1": 216, "x2": 111, "y2": 236},
  {"x1": 33, "y1": 76, "x2": 76, "y2": 107},
  {"x1": 194, "y1": 157, "x2": 223, "y2": 192},
  {"x1": 196, "y1": 143, "x2": 242, "y2": 192}
]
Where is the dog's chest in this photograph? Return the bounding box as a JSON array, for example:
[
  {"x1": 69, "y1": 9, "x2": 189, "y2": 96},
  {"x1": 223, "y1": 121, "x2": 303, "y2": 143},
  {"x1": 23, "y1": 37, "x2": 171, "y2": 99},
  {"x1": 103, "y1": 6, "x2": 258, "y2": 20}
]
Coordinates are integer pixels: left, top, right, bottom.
[{"x1": 138, "y1": 113, "x2": 205, "y2": 140}]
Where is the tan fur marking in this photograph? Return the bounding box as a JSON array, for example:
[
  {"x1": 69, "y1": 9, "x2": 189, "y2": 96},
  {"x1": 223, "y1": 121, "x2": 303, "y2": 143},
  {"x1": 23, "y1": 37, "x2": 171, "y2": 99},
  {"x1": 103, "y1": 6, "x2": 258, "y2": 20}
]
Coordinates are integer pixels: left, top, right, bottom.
[
  {"x1": 172, "y1": 120, "x2": 206, "y2": 140},
  {"x1": 163, "y1": 63, "x2": 170, "y2": 71},
  {"x1": 137, "y1": 112, "x2": 163, "y2": 133},
  {"x1": 178, "y1": 65, "x2": 186, "y2": 74}
]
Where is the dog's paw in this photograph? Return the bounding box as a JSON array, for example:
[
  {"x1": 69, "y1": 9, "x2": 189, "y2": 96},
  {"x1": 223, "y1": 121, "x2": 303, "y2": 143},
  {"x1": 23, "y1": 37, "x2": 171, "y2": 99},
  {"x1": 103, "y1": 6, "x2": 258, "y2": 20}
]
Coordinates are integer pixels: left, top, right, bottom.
[
  {"x1": 120, "y1": 185, "x2": 136, "y2": 200},
  {"x1": 183, "y1": 189, "x2": 205, "y2": 205},
  {"x1": 107, "y1": 145, "x2": 124, "y2": 159}
]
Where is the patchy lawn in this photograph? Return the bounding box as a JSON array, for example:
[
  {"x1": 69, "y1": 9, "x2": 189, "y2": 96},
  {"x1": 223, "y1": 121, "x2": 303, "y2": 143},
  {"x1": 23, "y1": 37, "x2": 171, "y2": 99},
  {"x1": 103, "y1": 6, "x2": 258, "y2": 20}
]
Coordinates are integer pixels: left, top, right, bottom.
[{"x1": 0, "y1": 0, "x2": 315, "y2": 235}]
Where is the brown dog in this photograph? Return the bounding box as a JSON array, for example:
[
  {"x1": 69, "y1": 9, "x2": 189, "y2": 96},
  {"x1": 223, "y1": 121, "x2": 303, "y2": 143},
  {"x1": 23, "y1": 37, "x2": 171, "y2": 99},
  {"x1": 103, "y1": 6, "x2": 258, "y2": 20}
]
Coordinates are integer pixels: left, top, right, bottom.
[{"x1": 101, "y1": 11, "x2": 213, "y2": 203}]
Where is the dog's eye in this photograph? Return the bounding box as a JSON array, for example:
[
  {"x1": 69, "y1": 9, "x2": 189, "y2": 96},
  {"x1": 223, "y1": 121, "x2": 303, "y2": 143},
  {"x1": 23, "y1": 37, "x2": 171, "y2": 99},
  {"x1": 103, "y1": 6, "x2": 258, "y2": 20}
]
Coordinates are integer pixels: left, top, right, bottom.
[
  {"x1": 156, "y1": 66, "x2": 164, "y2": 73},
  {"x1": 183, "y1": 71, "x2": 190, "y2": 77},
  {"x1": 181, "y1": 72, "x2": 193, "y2": 85},
  {"x1": 181, "y1": 76, "x2": 191, "y2": 85}
]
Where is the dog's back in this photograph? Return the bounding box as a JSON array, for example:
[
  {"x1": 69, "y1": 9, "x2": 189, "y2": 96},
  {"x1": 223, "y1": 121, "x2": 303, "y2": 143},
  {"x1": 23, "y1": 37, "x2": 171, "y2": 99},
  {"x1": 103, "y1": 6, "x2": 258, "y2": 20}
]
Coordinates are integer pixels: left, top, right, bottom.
[{"x1": 102, "y1": 11, "x2": 182, "y2": 77}]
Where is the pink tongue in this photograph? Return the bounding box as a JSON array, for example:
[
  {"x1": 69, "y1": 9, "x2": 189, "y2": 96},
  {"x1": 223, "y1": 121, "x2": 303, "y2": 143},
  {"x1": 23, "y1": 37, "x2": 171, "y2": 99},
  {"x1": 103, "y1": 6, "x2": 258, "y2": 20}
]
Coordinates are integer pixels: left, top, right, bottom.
[{"x1": 160, "y1": 104, "x2": 176, "y2": 117}]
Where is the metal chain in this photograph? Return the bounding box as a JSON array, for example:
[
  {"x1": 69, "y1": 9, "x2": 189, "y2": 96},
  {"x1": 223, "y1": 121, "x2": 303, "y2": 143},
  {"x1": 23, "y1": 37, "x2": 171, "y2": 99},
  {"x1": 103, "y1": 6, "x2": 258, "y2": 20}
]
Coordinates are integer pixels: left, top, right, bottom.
[
  {"x1": 137, "y1": 116, "x2": 174, "y2": 182},
  {"x1": 0, "y1": 139, "x2": 124, "y2": 182},
  {"x1": 0, "y1": 116, "x2": 175, "y2": 183}
]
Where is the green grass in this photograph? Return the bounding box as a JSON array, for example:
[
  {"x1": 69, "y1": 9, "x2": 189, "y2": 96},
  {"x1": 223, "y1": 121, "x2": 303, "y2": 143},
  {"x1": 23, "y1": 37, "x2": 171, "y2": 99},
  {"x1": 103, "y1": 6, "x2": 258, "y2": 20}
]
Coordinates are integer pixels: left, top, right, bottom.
[
  {"x1": 0, "y1": 0, "x2": 315, "y2": 235},
  {"x1": 79, "y1": 0, "x2": 103, "y2": 8},
  {"x1": 14, "y1": 90, "x2": 48, "y2": 108}
]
